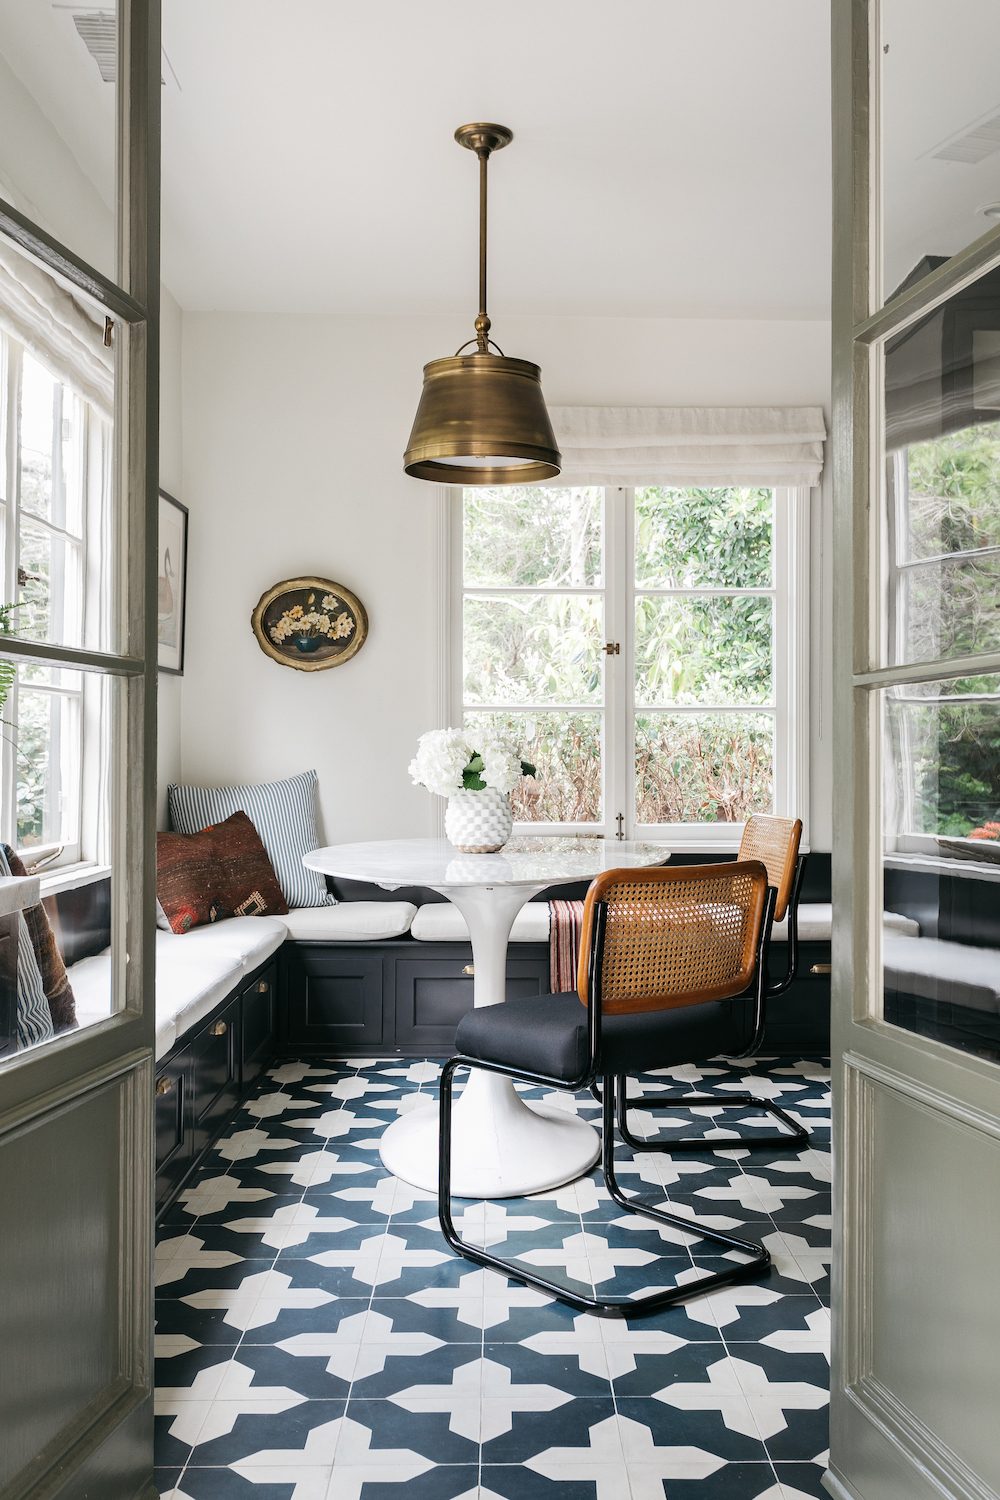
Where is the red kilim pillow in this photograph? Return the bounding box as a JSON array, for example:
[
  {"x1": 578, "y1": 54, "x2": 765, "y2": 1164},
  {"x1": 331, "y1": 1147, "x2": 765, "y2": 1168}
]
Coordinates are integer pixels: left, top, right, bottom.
[{"x1": 157, "y1": 810, "x2": 288, "y2": 934}]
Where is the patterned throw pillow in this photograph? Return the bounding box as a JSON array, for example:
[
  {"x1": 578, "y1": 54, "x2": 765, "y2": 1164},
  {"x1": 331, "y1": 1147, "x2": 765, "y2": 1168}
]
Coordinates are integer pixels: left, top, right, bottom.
[
  {"x1": 157, "y1": 811, "x2": 289, "y2": 935},
  {"x1": 168, "y1": 770, "x2": 335, "y2": 909}
]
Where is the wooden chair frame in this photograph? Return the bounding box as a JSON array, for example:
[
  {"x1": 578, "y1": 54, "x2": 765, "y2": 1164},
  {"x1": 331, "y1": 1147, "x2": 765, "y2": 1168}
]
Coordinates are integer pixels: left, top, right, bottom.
[{"x1": 438, "y1": 865, "x2": 779, "y2": 1316}]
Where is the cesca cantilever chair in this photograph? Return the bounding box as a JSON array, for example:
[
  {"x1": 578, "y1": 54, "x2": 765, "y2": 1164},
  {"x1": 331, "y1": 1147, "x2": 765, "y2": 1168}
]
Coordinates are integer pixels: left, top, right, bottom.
[
  {"x1": 607, "y1": 814, "x2": 810, "y2": 1153},
  {"x1": 438, "y1": 860, "x2": 778, "y2": 1316}
]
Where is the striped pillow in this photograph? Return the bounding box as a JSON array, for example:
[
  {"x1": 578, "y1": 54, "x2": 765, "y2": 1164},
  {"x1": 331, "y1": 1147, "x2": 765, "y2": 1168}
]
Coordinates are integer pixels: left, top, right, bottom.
[
  {"x1": 0, "y1": 846, "x2": 54, "y2": 1050},
  {"x1": 168, "y1": 770, "x2": 335, "y2": 909}
]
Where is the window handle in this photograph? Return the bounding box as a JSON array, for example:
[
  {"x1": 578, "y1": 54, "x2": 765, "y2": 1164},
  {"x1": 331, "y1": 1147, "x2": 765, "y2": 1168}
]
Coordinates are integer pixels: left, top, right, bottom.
[{"x1": 604, "y1": 642, "x2": 620, "y2": 656}]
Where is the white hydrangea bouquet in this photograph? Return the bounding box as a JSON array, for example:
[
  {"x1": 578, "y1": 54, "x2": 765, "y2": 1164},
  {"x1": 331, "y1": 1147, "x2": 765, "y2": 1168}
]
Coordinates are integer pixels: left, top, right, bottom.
[{"x1": 409, "y1": 728, "x2": 536, "y2": 852}]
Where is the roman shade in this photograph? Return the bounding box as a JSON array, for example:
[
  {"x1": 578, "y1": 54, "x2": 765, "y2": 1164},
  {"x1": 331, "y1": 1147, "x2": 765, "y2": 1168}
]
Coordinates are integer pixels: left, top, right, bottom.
[
  {"x1": 0, "y1": 239, "x2": 114, "y2": 418},
  {"x1": 548, "y1": 405, "x2": 827, "y2": 487}
]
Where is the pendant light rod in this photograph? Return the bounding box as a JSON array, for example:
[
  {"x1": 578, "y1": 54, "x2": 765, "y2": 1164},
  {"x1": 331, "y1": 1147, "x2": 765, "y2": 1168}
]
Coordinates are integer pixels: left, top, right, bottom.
[
  {"x1": 455, "y1": 123, "x2": 512, "y2": 354},
  {"x1": 478, "y1": 147, "x2": 488, "y2": 349}
]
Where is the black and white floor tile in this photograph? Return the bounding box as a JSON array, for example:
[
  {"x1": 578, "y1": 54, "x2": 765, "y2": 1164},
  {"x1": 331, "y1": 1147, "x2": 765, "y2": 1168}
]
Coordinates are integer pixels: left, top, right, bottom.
[{"x1": 155, "y1": 1052, "x2": 831, "y2": 1499}]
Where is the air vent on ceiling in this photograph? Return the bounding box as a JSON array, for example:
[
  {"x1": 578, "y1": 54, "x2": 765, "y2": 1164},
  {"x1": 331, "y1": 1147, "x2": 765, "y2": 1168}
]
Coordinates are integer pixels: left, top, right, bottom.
[
  {"x1": 931, "y1": 107, "x2": 1000, "y2": 165},
  {"x1": 71, "y1": 10, "x2": 115, "y2": 82}
]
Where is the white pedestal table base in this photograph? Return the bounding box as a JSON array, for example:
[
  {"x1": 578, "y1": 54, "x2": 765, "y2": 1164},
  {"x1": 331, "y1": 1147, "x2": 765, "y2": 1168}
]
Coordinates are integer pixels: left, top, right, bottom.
[{"x1": 378, "y1": 880, "x2": 600, "y2": 1198}]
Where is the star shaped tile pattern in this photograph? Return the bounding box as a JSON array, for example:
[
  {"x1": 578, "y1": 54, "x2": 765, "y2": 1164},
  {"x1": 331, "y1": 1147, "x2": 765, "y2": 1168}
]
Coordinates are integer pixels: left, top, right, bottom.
[{"x1": 156, "y1": 1050, "x2": 831, "y2": 1496}]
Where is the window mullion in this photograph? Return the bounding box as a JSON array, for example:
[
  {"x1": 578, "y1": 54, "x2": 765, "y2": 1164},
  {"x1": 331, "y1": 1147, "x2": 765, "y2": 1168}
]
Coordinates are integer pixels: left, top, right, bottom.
[{"x1": 603, "y1": 485, "x2": 631, "y2": 840}]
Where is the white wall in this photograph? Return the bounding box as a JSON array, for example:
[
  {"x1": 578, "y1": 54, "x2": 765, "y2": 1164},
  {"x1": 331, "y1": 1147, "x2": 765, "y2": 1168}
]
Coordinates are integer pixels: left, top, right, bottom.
[{"x1": 180, "y1": 311, "x2": 833, "y2": 847}]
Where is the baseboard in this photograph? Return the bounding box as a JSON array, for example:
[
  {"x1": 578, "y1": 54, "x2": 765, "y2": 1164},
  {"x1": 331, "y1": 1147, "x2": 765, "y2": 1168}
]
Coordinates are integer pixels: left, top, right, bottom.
[{"x1": 823, "y1": 1467, "x2": 864, "y2": 1500}]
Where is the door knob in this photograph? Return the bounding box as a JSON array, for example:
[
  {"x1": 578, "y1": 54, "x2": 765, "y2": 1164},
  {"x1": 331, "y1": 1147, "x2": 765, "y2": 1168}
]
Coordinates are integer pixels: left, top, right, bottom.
[
  {"x1": 155, "y1": 1076, "x2": 172, "y2": 1095},
  {"x1": 211, "y1": 1019, "x2": 228, "y2": 1036}
]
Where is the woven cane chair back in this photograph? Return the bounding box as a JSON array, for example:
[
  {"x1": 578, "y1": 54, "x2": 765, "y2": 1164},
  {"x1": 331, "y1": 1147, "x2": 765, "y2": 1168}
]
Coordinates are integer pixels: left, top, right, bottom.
[
  {"x1": 577, "y1": 862, "x2": 769, "y2": 1015},
  {"x1": 738, "y1": 815, "x2": 802, "y2": 922}
]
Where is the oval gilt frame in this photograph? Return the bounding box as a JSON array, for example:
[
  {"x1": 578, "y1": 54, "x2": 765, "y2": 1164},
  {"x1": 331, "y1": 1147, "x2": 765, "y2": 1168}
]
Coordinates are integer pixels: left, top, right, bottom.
[{"x1": 251, "y1": 576, "x2": 369, "y2": 672}]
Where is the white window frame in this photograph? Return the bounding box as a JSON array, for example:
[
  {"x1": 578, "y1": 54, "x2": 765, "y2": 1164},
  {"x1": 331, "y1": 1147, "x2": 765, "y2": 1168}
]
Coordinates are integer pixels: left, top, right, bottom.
[
  {"x1": 441, "y1": 483, "x2": 811, "y2": 848},
  {"x1": 0, "y1": 330, "x2": 113, "y2": 873}
]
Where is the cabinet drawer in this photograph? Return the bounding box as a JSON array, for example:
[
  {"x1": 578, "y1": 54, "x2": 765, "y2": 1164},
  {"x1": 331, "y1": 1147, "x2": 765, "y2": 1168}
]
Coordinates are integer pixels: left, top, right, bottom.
[
  {"x1": 394, "y1": 952, "x2": 549, "y2": 1053},
  {"x1": 283, "y1": 947, "x2": 385, "y2": 1052},
  {"x1": 191, "y1": 995, "x2": 241, "y2": 1157},
  {"x1": 155, "y1": 1052, "x2": 193, "y2": 1203},
  {"x1": 242, "y1": 963, "x2": 277, "y2": 1088}
]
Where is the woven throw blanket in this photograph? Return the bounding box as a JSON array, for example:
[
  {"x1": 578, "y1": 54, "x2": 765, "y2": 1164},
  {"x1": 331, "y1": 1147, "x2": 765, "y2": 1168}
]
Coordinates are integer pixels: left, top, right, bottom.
[{"x1": 549, "y1": 899, "x2": 585, "y2": 993}]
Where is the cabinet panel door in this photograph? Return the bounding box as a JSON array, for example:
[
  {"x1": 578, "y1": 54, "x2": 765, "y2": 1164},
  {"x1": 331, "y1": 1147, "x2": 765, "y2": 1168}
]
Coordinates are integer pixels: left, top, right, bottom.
[
  {"x1": 394, "y1": 949, "x2": 550, "y2": 1053},
  {"x1": 242, "y1": 963, "x2": 277, "y2": 1088},
  {"x1": 155, "y1": 1052, "x2": 193, "y2": 1206},
  {"x1": 283, "y1": 947, "x2": 385, "y2": 1051},
  {"x1": 763, "y1": 941, "x2": 831, "y2": 1053},
  {"x1": 191, "y1": 996, "x2": 241, "y2": 1157}
]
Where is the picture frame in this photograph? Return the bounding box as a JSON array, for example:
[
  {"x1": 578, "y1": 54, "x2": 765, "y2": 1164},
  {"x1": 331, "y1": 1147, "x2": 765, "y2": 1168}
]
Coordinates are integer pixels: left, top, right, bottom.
[
  {"x1": 157, "y1": 490, "x2": 188, "y2": 674},
  {"x1": 251, "y1": 576, "x2": 369, "y2": 672}
]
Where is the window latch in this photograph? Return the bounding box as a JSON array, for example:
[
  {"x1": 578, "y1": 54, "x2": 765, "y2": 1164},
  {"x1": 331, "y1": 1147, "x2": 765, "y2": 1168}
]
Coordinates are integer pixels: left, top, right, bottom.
[{"x1": 604, "y1": 642, "x2": 620, "y2": 656}]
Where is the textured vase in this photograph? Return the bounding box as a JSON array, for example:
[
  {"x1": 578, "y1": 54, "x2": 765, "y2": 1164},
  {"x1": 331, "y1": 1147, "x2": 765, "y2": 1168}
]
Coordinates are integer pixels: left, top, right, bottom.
[{"x1": 445, "y1": 786, "x2": 513, "y2": 853}]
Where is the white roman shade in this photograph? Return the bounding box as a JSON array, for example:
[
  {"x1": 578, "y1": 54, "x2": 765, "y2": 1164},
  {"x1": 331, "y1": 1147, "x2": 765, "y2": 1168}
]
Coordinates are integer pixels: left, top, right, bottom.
[
  {"x1": 0, "y1": 240, "x2": 114, "y2": 418},
  {"x1": 548, "y1": 406, "x2": 827, "y2": 487}
]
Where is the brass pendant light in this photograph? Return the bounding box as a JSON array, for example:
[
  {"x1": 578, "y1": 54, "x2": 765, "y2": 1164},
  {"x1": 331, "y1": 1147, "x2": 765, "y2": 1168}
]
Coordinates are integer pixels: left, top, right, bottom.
[{"x1": 404, "y1": 123, "x2": 561, "y2": 485}]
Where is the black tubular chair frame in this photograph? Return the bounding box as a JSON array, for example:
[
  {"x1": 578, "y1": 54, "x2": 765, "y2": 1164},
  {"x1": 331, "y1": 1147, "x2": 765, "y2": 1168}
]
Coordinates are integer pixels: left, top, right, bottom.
[
  {"x1": 438, "y1": 882, "x2": 779, "y2": 1317},
  {"x1": 599, "y1": 853, "x2": 810, "y2": 1152}
]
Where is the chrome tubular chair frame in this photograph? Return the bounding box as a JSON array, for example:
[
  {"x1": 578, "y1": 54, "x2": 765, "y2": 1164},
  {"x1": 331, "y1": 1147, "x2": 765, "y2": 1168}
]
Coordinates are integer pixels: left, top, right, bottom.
[
  {"x1": 596, "y1": 843, "x2": 811, "y2": 1154},
  {"x1": 438, "y1": 887, "x2": 778, "y2": 1317}
]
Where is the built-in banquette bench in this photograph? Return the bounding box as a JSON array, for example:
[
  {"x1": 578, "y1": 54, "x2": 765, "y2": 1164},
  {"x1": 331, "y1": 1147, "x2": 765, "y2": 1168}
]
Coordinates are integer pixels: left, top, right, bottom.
[{"x1": 53, "y1": 851, "x2": 842, "y2": 1216}]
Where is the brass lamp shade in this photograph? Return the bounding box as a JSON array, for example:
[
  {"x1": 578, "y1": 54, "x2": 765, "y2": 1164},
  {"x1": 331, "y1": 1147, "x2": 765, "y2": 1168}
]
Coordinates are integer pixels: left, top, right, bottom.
[{"x1": 404, "y1": 353, "x2": 561, "y2": 484}]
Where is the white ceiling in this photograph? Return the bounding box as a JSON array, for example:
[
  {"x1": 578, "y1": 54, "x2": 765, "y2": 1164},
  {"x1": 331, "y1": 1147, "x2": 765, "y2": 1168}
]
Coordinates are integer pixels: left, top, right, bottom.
[
  {"x1": 0, "y1": 0, "x2": 834, "y2": 321},
  {"x1": 154, "y1": 0, "x2": 833, "y2": 319},
  {"x1": 6, "y1": 2, "x2": 1000, "y2": 322}
]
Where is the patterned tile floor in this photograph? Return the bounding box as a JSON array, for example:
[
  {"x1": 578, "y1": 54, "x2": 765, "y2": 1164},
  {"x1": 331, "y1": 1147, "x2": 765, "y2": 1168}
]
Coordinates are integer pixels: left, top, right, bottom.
[{"x1": 154, "y1": 1053, "x2": 831, "y2": 1500}]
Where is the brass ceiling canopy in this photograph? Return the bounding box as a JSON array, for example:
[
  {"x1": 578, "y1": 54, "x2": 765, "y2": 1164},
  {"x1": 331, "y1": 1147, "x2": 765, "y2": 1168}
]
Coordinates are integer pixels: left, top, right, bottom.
[{"x1": 404, "y1": 123, "x2": 561, "y2": 485}]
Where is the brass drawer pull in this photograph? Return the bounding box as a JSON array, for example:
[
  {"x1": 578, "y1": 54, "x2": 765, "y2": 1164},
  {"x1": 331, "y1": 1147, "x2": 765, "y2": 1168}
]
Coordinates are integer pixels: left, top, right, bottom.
[
  {"x1": 811, "y1": 963, "x2": 832, "y2": 975},
  {"x1": 156, "y1": 1076, "x2": 172, "y2": 1096},
  {"x1": 257, "y1": 980, "x2": 269, "y2": 992},
  {"x1": 211, "y1": 1020, "x2": 228, "y2": 1036},
  {"x1": 462, "y1": 964, "x2": 475, "y2": 977}
]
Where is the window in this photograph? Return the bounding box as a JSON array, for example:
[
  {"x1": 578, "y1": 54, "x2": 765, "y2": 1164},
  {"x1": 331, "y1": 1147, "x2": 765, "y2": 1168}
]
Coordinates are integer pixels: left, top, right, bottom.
[
  {"x1": 0, "y1": 335, "x2": 112, "y2": 868},
  {"x1": 453, "y1": 483, "x2": 808, "y2": 842}
]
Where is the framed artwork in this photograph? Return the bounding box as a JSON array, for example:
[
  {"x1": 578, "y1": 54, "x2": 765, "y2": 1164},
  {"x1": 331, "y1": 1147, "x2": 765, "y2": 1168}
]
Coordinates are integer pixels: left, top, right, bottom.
[
  {"x1": 158, "y1": 490, "x2": 188, "y2": 674},
  {"x1": 251, "y1": 576, "x2": 369, "y2": 672}
]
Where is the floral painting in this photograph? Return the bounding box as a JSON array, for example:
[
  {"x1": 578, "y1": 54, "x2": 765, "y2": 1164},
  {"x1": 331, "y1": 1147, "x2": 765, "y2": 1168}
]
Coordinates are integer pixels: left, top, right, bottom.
[{"x1": 251, "y1": 576, "x2": 368, "y2": 671}]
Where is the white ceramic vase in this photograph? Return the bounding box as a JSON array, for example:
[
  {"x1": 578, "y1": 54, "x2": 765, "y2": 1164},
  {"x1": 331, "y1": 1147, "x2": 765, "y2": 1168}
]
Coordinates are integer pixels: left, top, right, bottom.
[{"x1": 445, "y1": 785, "x2": 514, "y2": 853}]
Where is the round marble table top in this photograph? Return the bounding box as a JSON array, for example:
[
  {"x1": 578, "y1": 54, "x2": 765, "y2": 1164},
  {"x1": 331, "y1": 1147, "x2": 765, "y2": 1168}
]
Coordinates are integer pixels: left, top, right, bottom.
[{"x1": 303, "y1": 835, "x2": 670, "y2": 890}]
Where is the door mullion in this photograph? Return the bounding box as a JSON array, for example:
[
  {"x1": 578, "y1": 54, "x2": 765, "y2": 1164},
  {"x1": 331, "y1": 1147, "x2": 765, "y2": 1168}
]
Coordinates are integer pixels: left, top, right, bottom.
[{"x1": 603, "y1": 485, "x2": 632, "y2": 841}]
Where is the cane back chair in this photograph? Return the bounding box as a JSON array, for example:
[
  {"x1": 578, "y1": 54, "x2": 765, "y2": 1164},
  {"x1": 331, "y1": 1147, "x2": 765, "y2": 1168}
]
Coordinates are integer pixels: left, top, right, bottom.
[
  {"x1": 608, "y1": 814, "x2": 810, "y2": 1152},
  {"x1": 438, "y1": 860, "x2": 779, "y2": 1316}
]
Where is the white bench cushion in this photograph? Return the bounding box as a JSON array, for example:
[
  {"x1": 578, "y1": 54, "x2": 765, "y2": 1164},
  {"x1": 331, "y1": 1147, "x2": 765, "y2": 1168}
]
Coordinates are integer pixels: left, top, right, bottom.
[
  {"x1": 279, "y1": 902, "x2": 416, "y2": 941},
  {"x1": 771, "y1": 903, "x2": 919, "y2": 942},
  {"x1": 411, "y1": 901, "x2": 551, "y2": 943},
  {"x1": 68, "y1": 915, "x2": 288, "y2": 1061},
  {"x1": 883, "y1": 934, "x2": 1000, "y2": 1014}
]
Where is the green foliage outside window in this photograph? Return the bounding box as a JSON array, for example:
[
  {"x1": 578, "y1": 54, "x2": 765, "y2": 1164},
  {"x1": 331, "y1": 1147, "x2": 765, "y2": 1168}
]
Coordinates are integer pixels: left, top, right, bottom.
[{"x1": 893, "y1": 423, "x2": 1000, "y2": 835}]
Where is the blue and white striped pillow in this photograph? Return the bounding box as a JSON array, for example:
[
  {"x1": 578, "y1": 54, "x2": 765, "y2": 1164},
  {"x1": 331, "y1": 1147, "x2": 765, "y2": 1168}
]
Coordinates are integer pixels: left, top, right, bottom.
[
  {"x1": 168, "y1": 770, "x2": 335, "y2": 909},
  {"x1": 0, "y1": 846, "x2": 54, "y2": 1050}
]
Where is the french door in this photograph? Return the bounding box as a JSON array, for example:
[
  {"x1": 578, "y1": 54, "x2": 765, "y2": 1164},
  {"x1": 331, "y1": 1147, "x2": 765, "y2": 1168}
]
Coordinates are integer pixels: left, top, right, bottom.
[
  {"x1": 830, "y1": 4, "x2": 1000, "y2": 1498},
  {"x1": 0, "y1": 3, "x2": 159, "y2": 1497}
]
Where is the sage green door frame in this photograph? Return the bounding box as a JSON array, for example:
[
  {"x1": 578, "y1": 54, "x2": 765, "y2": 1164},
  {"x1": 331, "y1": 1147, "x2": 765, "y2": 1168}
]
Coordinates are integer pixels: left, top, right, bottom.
[
  {"x1": 0, "y1": 3, "x2": 160, "y2": 1498},
  {"x1": 830, "y1": 4, "x2": 1000, "y2": 1498}
]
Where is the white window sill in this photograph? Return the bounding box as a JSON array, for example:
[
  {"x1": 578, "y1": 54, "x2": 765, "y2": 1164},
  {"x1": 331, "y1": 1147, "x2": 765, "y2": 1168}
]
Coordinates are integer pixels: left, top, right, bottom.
[
  {"x1": 884, "y1": 851, "x2": 1000, "y2": 884},
  {"x1": 39, "y1": 862, "x2": 113, "y2": 897}
]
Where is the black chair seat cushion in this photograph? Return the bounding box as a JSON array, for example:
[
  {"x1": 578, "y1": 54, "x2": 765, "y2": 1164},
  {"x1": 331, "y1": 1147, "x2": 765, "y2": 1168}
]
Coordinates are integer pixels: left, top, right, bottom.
[{"x1": 455, "y1": 991, "x2": 746, "y2": 1083}]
